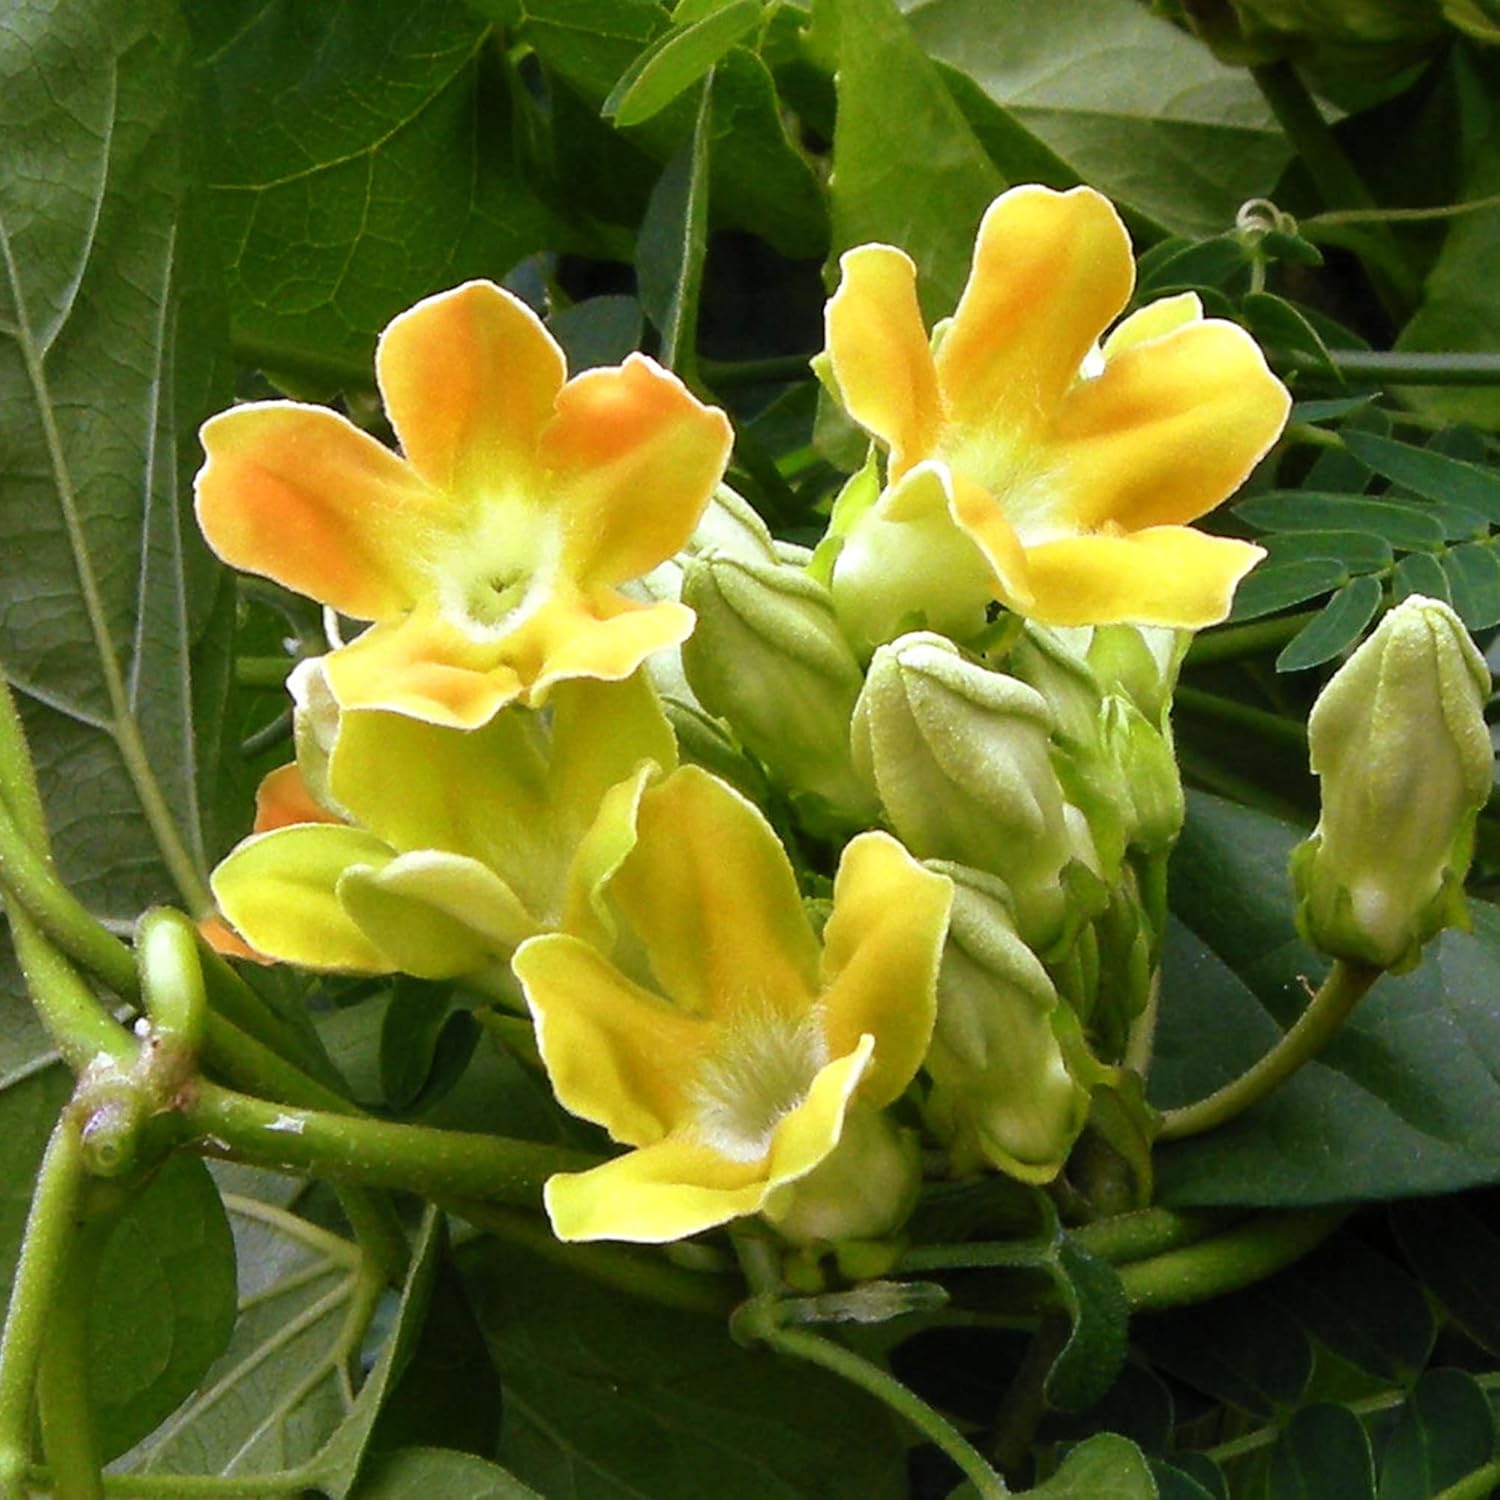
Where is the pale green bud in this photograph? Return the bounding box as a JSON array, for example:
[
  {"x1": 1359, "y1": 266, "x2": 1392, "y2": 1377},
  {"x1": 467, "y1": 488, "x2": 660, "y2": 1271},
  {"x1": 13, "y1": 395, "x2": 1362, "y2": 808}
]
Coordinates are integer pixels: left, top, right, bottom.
[
  {"x1": 1293, "y1": 596, "x2": 1493, "y2": 973},
  {"x1": 1086, "y1": 625, "x2": 1189, "y2": 726},
  {"x1": 763, "y1": 1106, "x2": 920, "y2": 1247},
  {"x1": 851, "y1": 633, "x2": 1076, "y2": 948},
  {"x1": 1102, "y1": 695, "x2": 1185, "y2": 856},
  {"x1": 922, "y1": 865, "x2": 1087, "y2": 1182},
  {"x1": 681, "y1": 552, "x2": 877, "y2": 823}
]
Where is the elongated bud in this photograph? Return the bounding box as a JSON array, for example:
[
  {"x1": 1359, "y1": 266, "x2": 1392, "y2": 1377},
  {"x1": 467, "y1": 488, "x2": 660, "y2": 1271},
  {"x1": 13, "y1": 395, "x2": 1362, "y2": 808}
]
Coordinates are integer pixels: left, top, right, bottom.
[
  {"x1": 1293, "y1": 596, "x2": 1493, "y2": 973},
  {"x1": 681, "y1": 552, "x2": 876, "y2": 824},
  {"x1": 923, "y1": 865, "x2": 1087, "y2": 1181},
  {"x1": 853, "y1": 632, "x2": 1077, "y2": 948}
]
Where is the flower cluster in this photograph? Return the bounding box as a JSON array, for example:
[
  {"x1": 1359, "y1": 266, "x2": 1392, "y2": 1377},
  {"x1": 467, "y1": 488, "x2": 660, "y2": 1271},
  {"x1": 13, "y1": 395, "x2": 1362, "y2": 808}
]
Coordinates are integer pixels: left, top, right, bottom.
[{"x1": 199, "y1": 185, "x2": 1293, "y2": 1251}]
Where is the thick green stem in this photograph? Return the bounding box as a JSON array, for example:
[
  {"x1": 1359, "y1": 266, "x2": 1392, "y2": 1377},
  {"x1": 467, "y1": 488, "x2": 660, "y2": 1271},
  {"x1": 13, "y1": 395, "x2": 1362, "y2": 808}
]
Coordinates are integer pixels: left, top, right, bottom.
[
  {"x1": 700, "y1": 353, "x2": 815, "y2": 387},
  {"x1": 1157, "y1": 959, "x2": 1381, "y2": 1141},
  {"x1": 1116, "y1": 1207, "x2": 1349, "y2": 1310},
  {"x1": 1186, "y1": 611, "x2": 1319, "y2": 668},
  {"x1": 0, "y1": 1113, "x2": 85, "y2": 1499},
  {"x1": 234, "y1": 655, "x2": 297, "y2": 689},
  {"x1": 991, "y1": 1315, "x2": 1068, "y2": 1478},
  {"x1": 1291, "y1": 348, "x2": 1500, "y2": 386},
  {"x1": 183, "y1": 1080, "x2": 596, "y2": 1205},
  {"x1": 136, "y1": 909, "x2": 207, "y2": 1057},
  {"x1": 1173, "y1": 687, "x2": 1306, "y2": 752},
  {"x1": 0, "y1": 679, "x2": 47, "y2": 845},
  {"x1": 747, "y1": 1314, "x2": 1010, "y2": 1498},
  {"x1": 1070, "y1": 1206, "x2": 1242, "y2": 1265}
]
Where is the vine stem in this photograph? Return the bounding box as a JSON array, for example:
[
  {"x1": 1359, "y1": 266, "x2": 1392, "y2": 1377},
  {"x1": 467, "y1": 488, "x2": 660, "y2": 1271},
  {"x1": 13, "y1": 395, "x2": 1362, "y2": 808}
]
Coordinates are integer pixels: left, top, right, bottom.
[
  {"x1": 1185, "y1": 611, "x2": 1318, "y2": 667},
  {"x1": 0, "y1": 1113, "x2": 86, "y2": 1500},
  {"x1": 1157, "y1": 959, "x2": 1381, "y2": 1141}
]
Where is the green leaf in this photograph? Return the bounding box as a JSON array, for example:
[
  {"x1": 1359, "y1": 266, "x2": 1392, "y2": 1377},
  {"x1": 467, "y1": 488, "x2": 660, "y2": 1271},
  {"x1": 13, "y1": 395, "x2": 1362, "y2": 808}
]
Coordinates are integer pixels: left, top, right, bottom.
[
  {"x1": 1044, "y1": 1240, "x2": 1131, "y2": 1413},
  {"x1": 1236, "y1": 494, "x2": 1447, "y2": 551},
  {"x1": 1, "y1": 0, "x2": 235, "y2": 921},
  {"x1": 824, "y1": 0, "x2": 1005, "y2": 319},
  {"x1": 1390, "y1": 1199, "x2": 1500, "y2": 1359},
  {"x1": 1440, "y1": 543, "x2": 1500, "y2": 630},
  {"x1": 1341, "y1": 431, "x2": 1500, "y2": 527},
  {"x1": 1393, "y1": 552, "x2": 1453, "y2": 605},
  {"x1": 460, "y1": 1236, "x2": 908, "y2": 1500},
  {"x1": 89, "y1": 1156, "x2": 238, "y2": 1461},
  {"x1": 1242, "y1": 293, "x2": 1339, "y2": 380},
  {"x1": 1376, "y1": 1369, "x2": 1497, "y2": 1500},
  {"x1": 1275, "y1": 576, "x2": 1383, "y2": 671},
  {"x1": 901, "y1": 0, "x2": 1288, "y2": 238},
  {"x1": 1153, "y1": 795, "x2": 1500, "y2": 1207},
  {"x1": 1291, "y1": 395, "x2": 1375, "y2": 425},
  {"x1": 1027, "y1": 1433, "x2": 1157, "y2": 1498},
  {"x1": 1134, "y1": 1291, "x2": 1312, "y2": 1418},
  {"x1": 1149, "y1": 1458, "x2": 1221, "y2": 1500},
  {"x1": 1228, "y1": 558, "x2": 1349, "y2": 622},
  {"x1": 191, "y1": 0, "x2": 574, "y2": 369},
  {"x1": 352, "y1": 1447, "x2": 543, "y2": 1499},
  {"x1": 1137, "y1": 236, "x2": 1248, "y2": 294},
  {"x1": 636, "y1": 80, "x2": 712, "y2": 376},
  {"x1": 603, "y1": 0, "x2": 762, "y2": 126},
  {"x1": 379, "y1": 979, "x2": 480, "y2": 1113},
  {"x1": 1267, "y1": 1404, "x2": 1375, "y2": 1500},
  {"x1": 1261, "y1": 531, "x2": 1394, "y2": 574}
]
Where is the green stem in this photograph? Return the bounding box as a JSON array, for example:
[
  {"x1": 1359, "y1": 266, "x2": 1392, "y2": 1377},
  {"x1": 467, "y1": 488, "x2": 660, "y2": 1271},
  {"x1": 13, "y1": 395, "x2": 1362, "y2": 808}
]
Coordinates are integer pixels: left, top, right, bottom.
[
  {"x1": 1430, "y1": 1457, "x2": 1500, "y2": 1500},
  {"x1": 896, "y1": 1241, "x2": 1053, "y2": 1274},
  {"x1": 754, "y1": 1318, "x2": 1010, "y2": 1498},
  {"x1": 1173, "y1": 686, "x2": 1307, "y2": 752},
  {"x1": 0, "y1": 679, "x2": 47, "y2": 845},
  {"x1": 991, "y1": 1315, "x2": 1067, "y2": 1478},
  {"x1": 1186, "y1": 611, "x2": 1319, "y2": 667},
  {"x1": 234, "y1": 655, "x2": 298, "y2": 689},
  {"x1": 183, "y1": 1080, "x2": 596, "y2": 1204},
  {"x1": 1308, "y1": 191, "x2": 1500, "y2": 226},
  {"x1": 1157, "y1": 959, "x2": 1381, "y2": 1141},
  {"x1": 136, "y1": 909, "x2": 207, "y2": 1056},
  {"x1": 0, "y1": 1112, "x2": 85, "y2": 1499},
  {"x1": 1286, "y1": 348, "x2": 1500, "y2": 386},
  {"x1": 230, "y1": 327, "x2": 374, "y2": 394},
  {"x1": 1248, "y1": 60, "x2": 1416, "y2": 316},
  {"x1": 336, "y1": 1187, "x2": 411, "y2": 1288},
  {"x1": 700, "y1": 352, "x2": 815, "y2": 386},
  {"x1": 1116, "y1": 1207, "x2": 1350, "y2": 1310},
  {"x1": 1069, "y1": 1206, "x2": 1242, "y2": 1266}
]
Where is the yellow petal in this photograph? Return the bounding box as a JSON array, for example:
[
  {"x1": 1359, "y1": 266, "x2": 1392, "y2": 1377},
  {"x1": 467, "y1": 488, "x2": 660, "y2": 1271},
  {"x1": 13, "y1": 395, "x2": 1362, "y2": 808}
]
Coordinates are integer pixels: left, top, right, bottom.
[
  {"x1": 195, "y1": 403, "x2": 451, "y2": 620},
  {"x1": 818, "y1": 835, "x2": 951, "y2": 1109},
  {"x1": 1056, "y1": 319, "x2": 1292, "y2": 533},
  {"x1": 543, "y1": 355, "x2": 732, "y2": 587},
  {"x1": 825, "y1": 245, "x2": 943, "y2": 479},
  {"x1": 375, "y1": 280, "x2": 564, "y2": 496},
  {"x1": 1023, "y1": 528, "x2": 1266, "y2": 628},
  {"x1": 936, "y1": 185, "x2": 1134, "y2": 438},
  {"x1": 323, "y1": 610, "x2": 524, "y2": 728},
  {"x1": 210, "y1": 826, "x2": 397, "y2": 972},
  {"x1": 609, "y1": 766, "x2": 821, "y2": 1022},
  {"x1": 560, "y1": 762, "x2": 658, "y2": 949},
  {"x1": 1100, "y1": 291, "x2": 1203, "y2": 361},
  {"x1": 761, "y1": 1038, "x2": 874, "y2": 1192},
  {"x1": 253, "y1": 763, "x2": 342, "y2": 833},
  {"x1": 942, "y1": 466, "x2": 1036, "y2": 612},
  {"x1": 514, "y1": 933, "x2": 712, "y2": 1147},
  {"x1": 543, "y1": 1136, "x2": 769, "y2": 1244}
]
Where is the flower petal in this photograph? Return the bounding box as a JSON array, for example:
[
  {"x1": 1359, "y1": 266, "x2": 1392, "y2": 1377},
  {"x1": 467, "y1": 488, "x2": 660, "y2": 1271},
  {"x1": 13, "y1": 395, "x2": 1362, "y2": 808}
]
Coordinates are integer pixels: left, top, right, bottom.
[
  {"x1": 543, "y1": 1136, "x2": 769, "y2": 1244},
  {"x1": 942, "y1": 466, "x2": 1036, "y2": 611},
  {"x1": 253, "y1": 763, "x2": 341, "y2": 833},
  {"x1": 517, "y1": 591, "x2": 697, "y2": 704},
  {"x1": 195, "y1": 403, "x2": 450, "y2": 620},
  {"x1": 936, "y1": 185, "x2": 1134, "y2": 438},
  {"x1": 1100, "y1": 291, "x2": 1203, "y2": 360},
  {"x1": 210, "y1": 825, "x2": 398, "y2": 972},
  {"x1": 609, "y1": 766, "x2": 821, "y2": 1022},
  {"x1": 762, "y1": 1038, "x2": 875, "y2": 1192},
  {"x1": 198, "y1": 915, "x2": 270, "y2": 965},
  {"x1": 337, "y1": 851, "x2": 537, "y2": 977},
  {"x1": 1022, "y1": 528, "x2": 1266, "y2": 628},
  {"x1": 825, "y1": 245, "x2": 943, "y2": 478},
  {"x1": 1056, "y1": 319, "x2": 1292, "y2": 533},
  {"x1": 819, "y1": 834, "x2": 951, "y2": 1109},
  {"x1": 542, "y1": 354, "x2": 732, "y2": 587},
  {"x1": 514, "y1": 933, "x2": 712, "y2": 1147},
  {"x1": 375, "y1": 280, "x2": 564, "y2": 496},
  {"x1": 323, "y1": 610, "x2": 524, "y2": 728}
]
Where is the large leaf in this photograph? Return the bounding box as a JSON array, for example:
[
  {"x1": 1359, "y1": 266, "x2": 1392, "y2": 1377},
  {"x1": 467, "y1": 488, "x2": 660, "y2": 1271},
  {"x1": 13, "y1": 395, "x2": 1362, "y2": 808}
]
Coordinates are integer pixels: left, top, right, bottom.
[
  {"x1": 460, "y1": 1236, "x2": 909, "y2": 1500},
  {"x1": 1152, "y1": 794, "x2": 1500, "y2": 1206},
  {"x1": 900, "y1": 0, "x2": 1289, "y2": 238},
  {"x1": 189, "y1": 0, "x2": 574, "y2": 370},
  {"x1": 0, "y1": 0, "x2": 234, "y2": 923},
  {"x1": 352, "y1": 1447, "x2": 543, "y2": 1499}
]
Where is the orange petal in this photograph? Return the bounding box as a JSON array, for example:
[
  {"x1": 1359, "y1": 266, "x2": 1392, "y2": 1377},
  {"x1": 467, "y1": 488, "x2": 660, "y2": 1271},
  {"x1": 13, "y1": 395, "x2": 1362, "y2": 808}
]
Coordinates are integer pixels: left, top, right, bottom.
[
  {"x1": 253, "y1": 764, "x2": 342, "y2": 833},
  {"x1": 825, "y1": 245, "x2": 943, "y2": 479},
  {"x1": 198, "y1": 915, "x2": 271, "y2": 965},
  {"x1": 1055, "y1": 319, "x2": 1292, "y2": 533},
  {"x1": 1022, "y1": 528, "x2": 1266, "y2": 628},
  {"x1": 941, "y1": 466, "x2": 1036, "y2": 611},
  {"x1": 936, "y1": 186, "x2": 1133, "y2": 439},
  {"x1": 542, "y1": 355, "x2": 732, "y2": 587},
  {"x1": 195, "y1": 402, "x2": 451, "y2": 620},
  {"x1": 375, "y1": 281, "x2": 564, "y2": 496},
  {"x1": 323, "y1": 611, "x2": 524, "y2": 728}
]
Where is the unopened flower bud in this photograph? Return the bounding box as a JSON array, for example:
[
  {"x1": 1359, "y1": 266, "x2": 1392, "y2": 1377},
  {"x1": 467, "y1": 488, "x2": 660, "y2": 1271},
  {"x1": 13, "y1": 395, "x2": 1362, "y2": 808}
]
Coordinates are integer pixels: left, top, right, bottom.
[
  {"x1": 763, "y1": 1106, "x2": 920, "y2": 1247},
  {"x1": 1102, "y1": 696, "x2": 1185, "y2": 856},
  {"x1": 853, "y1": 633, "x2": 1076, "y2": 948},
  {"x1": 923, "y1": 865, "x2": 1087, "y2": 1181},
  {"x1": 1293, "y1": 596, "x2": 1493, "y2": 973},
  {"x1": 681, "y1": 552, "x2": 876, "y2": 823}
]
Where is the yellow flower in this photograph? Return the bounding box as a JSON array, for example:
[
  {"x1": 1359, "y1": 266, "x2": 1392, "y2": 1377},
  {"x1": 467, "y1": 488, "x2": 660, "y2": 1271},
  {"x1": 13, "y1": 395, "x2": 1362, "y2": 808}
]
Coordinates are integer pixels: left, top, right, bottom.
[
  {"x1": 196, "y1": 282, "x2": 733, "y2": 728},
  {"x1": 824, "y1": 184, "x2": 1291, "y2": 636},
  {"x1": 512, "y1": 766, "x2": 953, "y2": 1243}
]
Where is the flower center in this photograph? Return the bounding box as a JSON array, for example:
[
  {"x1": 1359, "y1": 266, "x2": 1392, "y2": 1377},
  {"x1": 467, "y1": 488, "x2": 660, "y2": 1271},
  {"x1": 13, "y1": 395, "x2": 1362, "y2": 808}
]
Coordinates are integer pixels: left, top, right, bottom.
[
  {"x1": 437, "y1": 496, "x2": 563, "y2": 641},
  {"x1": 689, "y1": 1007, "x2": 828, "y2": 1164},
  {"x1": 941, "y1": 430, "x2": 1070, "y2": 547}
]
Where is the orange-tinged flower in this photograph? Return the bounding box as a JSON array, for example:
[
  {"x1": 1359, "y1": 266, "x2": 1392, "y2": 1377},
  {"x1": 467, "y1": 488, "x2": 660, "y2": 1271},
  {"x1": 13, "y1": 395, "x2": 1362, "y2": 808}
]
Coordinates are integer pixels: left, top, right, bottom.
[
  {"x1": 823, "y1": 185, "x2": 1291, "y2": 640},
  {"x1": 196, "y1": 282, "x2": 734, "y2": 728}
]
